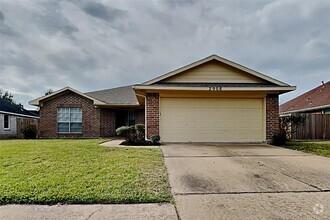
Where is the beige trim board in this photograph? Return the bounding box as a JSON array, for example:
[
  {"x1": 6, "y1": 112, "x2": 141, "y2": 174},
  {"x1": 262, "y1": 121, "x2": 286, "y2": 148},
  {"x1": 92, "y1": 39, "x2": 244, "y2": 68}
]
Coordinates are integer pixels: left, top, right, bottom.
[
  {"x1": 134, "y1": 85, "x2": 296, "y2": 93},
  {"x1": 158, "y1": 91, "x2": 267, "y2": 98}
]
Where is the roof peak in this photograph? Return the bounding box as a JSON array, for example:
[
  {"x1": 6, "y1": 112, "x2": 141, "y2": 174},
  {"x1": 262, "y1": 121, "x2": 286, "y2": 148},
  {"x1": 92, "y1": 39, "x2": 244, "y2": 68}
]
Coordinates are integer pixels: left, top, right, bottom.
[{"x1": 142, "y1": 54, "x2": 290, "y2": 87}]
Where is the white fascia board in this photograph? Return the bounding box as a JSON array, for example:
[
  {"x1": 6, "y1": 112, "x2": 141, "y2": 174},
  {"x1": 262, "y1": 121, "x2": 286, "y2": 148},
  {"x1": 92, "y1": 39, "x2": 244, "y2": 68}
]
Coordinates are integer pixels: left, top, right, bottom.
[
  {"x1": 280, "y1": 104, "x2": 330, "y2": 115},
  {"x1": 0, "y1": 111, "x2": 39, "y2": 119}
]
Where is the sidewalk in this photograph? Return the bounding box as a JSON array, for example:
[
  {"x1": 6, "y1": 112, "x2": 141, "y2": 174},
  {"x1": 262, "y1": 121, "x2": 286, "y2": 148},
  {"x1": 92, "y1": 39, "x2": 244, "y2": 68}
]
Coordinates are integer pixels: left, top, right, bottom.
[{"x1": 0, "y1": 203, "x2": 178, "y2": 220}]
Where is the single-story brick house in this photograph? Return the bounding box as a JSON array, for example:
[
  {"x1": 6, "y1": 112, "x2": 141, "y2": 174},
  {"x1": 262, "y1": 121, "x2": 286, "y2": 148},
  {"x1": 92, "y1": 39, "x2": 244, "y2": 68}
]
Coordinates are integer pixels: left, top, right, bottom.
[{"x1": 29, "y1": 55, "x2": 295, "y2": 142}]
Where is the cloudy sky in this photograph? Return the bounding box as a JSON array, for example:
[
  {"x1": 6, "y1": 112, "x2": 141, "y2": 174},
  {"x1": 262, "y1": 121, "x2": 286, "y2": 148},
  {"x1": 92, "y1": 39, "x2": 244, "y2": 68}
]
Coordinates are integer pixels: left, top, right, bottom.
[{"x1": 1, "y1": 0, "x2": 329, "y2": 109}]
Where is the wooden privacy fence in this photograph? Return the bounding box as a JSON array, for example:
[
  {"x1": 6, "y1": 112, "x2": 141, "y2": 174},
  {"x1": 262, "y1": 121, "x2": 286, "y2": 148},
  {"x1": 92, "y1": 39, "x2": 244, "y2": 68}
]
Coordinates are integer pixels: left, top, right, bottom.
[
  {"x1": 291, "y1": 113, "x2": 330, "y2": 140},
  {"x1": 16, "y1": 117, "x2": 39, "y2": 139}
]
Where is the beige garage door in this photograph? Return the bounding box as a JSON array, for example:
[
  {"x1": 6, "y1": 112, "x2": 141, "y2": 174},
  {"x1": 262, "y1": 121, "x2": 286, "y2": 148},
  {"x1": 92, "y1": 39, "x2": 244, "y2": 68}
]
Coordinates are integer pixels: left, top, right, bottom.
[{"x1": 160, "y1": 98, "x2": 264, "y2": 142}]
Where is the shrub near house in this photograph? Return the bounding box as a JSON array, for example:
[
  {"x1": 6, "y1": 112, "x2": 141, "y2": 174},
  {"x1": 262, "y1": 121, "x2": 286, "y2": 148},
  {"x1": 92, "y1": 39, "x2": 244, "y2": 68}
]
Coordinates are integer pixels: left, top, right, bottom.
[{"x1": 116, "y1": 124, "x2": 160, "y2": 146}]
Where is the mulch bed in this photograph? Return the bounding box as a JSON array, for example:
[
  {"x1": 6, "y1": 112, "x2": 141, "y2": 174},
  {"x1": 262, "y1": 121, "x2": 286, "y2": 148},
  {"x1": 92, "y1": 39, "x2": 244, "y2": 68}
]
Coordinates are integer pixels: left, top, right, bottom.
[{"x1": 120, "y1": 140, "x2": 161, "y2": 146}]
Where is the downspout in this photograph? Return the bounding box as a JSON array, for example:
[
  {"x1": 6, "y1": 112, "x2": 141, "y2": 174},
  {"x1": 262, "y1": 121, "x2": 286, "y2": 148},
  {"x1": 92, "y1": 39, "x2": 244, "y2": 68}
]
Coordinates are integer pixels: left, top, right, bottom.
[{"x1": 135, "y1": 93, "x2": 148, "y2": 140}]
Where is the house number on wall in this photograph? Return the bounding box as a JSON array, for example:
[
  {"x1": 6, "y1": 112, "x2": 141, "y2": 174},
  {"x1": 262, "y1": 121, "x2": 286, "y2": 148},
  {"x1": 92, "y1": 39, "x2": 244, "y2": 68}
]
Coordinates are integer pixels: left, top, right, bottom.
[{"x1": 209, "y1": 86, "x2": 222, "y2": 91}]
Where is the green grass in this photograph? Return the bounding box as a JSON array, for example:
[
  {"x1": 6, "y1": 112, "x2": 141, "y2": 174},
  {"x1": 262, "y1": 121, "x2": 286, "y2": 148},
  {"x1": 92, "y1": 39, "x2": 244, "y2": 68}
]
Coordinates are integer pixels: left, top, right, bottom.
[
  {"x1": 0, "y1": 139, "x2": 172, "y2": 204},
  {"x1": 285, "y1": 141, "x2": 330, "y2": 157}
]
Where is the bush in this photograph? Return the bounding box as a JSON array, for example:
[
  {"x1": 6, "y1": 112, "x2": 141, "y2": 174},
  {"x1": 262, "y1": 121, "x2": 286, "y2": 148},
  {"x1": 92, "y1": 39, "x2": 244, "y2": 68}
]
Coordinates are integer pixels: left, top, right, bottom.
[
  {"x1": 150, "y1": 135, "x2": 160, "y2": 144},
  {"x1": 135, "y1": 124, "x2": 145, "y2": 142},
  {"x1": 272, "y1": 131, "x2": 287, "y2": 146},
  {"x1": 21, "y1": 124, "x2": 37, "y2": 139},
  {"x1": 116, "y1": 125, "x2": 136, "y2": 142},
  {"x1": 116, "y1": 124, "x2": 160, "y2": 146}
]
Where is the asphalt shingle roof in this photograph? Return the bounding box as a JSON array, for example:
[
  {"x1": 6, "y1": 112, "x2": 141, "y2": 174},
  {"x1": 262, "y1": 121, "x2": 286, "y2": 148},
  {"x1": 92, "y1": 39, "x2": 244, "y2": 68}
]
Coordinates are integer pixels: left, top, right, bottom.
[
  {"x1": 280, "y1": 81, "x2": 330, "y2": 113},
  {"x1": 85, "y1": 85, "x2": 139, "y2": 105},
  {"x1": 0, "y1": 98, "x2": 39, "y2": 117}
]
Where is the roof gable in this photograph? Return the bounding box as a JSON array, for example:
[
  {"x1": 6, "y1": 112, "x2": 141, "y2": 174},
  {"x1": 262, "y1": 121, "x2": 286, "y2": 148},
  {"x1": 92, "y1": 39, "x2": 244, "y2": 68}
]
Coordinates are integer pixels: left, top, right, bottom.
[
  {"x1": 161, "y1": 60, "x2": 267, "y2": 84},
  {"x1": 143, "y1": 55, "x2": 289, "y2": 86},
  {"x1": 29, "y1": 86, "x2": 106, "y2": 106},
  {"x1": 280, "y1": 81, "x2": 330, "y2": 113}
]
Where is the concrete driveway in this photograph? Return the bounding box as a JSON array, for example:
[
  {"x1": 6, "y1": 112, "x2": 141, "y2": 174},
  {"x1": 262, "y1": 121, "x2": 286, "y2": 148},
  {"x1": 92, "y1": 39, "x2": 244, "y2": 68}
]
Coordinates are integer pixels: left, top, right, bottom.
[{"x1": 161, "y1": 144, "x2": 330, "y2": 220}]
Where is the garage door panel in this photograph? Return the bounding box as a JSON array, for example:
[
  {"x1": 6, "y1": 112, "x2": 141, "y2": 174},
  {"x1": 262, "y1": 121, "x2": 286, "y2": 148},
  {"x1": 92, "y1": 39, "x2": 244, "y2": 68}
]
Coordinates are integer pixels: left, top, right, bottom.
[{"x1": 160, "y1": 98, "x2": 263, "y2": 142}]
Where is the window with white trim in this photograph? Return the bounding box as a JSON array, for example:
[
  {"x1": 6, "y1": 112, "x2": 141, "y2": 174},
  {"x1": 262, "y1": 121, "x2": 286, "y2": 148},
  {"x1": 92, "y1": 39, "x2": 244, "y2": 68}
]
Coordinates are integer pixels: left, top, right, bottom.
[
  {"x1": 4, "y1": 114, "x2": 10, "y2": 130},
  {"x1": 57, "y1": 108, "x2": 82, "y2": 133}
]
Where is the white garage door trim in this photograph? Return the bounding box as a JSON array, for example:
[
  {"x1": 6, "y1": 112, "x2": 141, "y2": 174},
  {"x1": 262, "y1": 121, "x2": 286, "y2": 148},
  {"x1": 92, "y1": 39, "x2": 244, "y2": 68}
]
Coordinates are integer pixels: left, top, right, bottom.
[{"x1": 160, "y1": 97, "x2": 265, "y2": 143}]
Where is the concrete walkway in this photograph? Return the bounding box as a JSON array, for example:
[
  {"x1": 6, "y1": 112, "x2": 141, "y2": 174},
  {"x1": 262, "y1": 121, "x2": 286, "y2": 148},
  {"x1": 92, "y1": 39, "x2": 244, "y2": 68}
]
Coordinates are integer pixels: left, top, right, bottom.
[
  {"x1": 100, "y1": 139, "x2": 159, "y2": 149},
  {"x1": 162, "y1": 143, "x2": 330, "y2": 220},
  {"x1": 0, "y1": 203, "x2": 178, "y2": 220}
]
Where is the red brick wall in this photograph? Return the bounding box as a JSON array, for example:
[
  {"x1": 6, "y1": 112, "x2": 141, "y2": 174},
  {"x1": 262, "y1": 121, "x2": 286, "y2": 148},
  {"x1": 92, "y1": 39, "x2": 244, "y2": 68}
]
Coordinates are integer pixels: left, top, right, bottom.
[
  {"x1": 100, "y1": 109, "x2": 116, "y2": 137},
  {"x1": 146, "y1": 93, "x2": 159, "y2": 138},
  {"x1": 39, "y1": 91, "x2": 100, "y2": 138},
  {"x1": 135, "y1": 109, "x2": 145, "y2": 125},
  {"x1": 266, "y1": 94, "x2": 279, "y2": 142}
]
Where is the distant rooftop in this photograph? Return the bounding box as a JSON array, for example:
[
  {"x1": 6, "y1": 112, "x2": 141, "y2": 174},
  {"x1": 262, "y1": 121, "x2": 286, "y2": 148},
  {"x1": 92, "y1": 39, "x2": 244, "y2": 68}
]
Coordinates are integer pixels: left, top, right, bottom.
[
  {"x1": 280, "y1": 81, "x2": 330, "y2": 113},
  {"x1": 0, "y1": 98, "x2": 39, "y2": 118}
]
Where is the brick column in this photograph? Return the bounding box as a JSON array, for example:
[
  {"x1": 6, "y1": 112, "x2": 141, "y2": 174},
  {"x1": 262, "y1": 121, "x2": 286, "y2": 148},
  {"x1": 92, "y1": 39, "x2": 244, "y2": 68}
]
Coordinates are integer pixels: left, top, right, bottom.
[
  {"x1": 100, "y1": 109, "x2": 116, "y2": 137},
  {"x1": 135, "y1": 109, "x2": 145, "y2": 124},
  {"x1": 266, "y1": 94, "x2": 279, "y2": 142},
  {"x1": 146, "y1": 93, "x2": 159, "y2": 138}
]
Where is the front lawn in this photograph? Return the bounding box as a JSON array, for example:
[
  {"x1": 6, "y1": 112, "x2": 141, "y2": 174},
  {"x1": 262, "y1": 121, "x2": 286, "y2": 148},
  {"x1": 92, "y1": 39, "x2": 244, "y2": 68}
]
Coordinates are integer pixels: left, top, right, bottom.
[
  {"x1": 0, "y1": 139, "x2": 172, "y2": 204},
  {"x1": 285, "y1": 141, "x2": 330, "y2": 157}
]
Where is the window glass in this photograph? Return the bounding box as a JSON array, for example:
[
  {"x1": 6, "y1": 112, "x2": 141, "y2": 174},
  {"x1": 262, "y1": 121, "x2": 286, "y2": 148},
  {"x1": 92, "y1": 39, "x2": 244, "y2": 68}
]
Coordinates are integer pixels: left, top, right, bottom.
[
  {"x1": 70, "y1": 123, "x2": 82, "y2": 133},
  {"x1": 4, "y1": 115, "x2": 9, "y2": 129},
  {"x1": 58, "y1": 122, "x2": 69, "y2": 133},
  {"x1": 128, "y1": 111, "x2": 135, "y2": 126},
  {"x1": 70, "y1": 108, "x2": 82, "y2": 122},
  {"x1": 57, "y1": 108, "x2": 82, "y2": 133}
]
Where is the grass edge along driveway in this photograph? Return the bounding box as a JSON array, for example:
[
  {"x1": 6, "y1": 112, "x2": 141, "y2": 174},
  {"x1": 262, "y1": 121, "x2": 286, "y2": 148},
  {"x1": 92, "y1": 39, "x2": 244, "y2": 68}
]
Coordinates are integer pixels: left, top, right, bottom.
[
  {"x1": 285, "y1": 141, "x2": 330, "y2": 157},
  {"x1": 0, "y1": 139, "x2": 172, "y2": 205}
]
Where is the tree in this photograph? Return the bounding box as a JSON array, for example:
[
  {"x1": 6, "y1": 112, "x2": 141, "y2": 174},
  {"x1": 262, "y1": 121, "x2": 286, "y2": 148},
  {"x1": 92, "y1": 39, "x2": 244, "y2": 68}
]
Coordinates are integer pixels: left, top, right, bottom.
[
  {"x1": 0, "y1": 89, "x2": 14, "y2": 102},
  {"x1": 280, "y1": 114, "x2": 306, "y2": 138},
  {"x1": 273, "y1": 114, "x2": 306, "y2": 146},
  {"x1": 45, "y1": 89, "x2": 54, "y2": 96}
]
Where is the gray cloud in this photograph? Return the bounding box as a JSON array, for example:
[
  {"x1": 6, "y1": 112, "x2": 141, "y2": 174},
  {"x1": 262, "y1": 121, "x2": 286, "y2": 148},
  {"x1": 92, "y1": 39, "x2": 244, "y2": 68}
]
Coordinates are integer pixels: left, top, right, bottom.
[
  {"x1": 0, "y1": 10, "x2": 19, "y2": 36},
  {"x1": 62, "y1": 25, "x2": 79, "y2": 35},
  {"x1": 82, "y1": 2, "x2": 126, "y2": 22},
  {"x1": 0, "y1": 11, "x2": 4, "y2": 22},
  {"x1": 0, "y1": 0, "x2": 329, "y2": 109}
]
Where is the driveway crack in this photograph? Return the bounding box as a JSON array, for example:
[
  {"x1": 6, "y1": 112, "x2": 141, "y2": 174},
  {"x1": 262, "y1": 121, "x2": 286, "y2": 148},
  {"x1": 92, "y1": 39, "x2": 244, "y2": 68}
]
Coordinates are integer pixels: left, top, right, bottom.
[
  {"x1": 85, "y1": 207, "x2": 103, "y2": 220},
  {"x1": 257, "y1": 161, "x2": 324, "y2": 192}
]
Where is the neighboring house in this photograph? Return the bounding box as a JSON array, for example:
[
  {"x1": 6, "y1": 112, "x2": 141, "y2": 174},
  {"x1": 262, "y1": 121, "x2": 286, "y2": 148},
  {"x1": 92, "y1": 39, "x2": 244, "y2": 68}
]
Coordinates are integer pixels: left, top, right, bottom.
[
  {"x1": 29, "y1": 55, "x2": 295, "y2": 143},
  {"x1": 280, "y1": 81, "x2": 330, "y2": 116},
  {"x1": 0, "y1": 98, "x2": 39, "y2": 138}
]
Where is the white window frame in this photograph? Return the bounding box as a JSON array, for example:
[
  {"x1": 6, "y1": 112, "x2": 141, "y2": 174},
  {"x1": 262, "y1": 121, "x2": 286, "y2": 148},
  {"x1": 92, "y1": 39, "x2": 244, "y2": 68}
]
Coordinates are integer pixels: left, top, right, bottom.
[
  {"x1": 57, "y1": 108, "x2": 82, "y2": 133},
  {"x1": 4, "y1": 114, "x2": 10, "y2": 130}
]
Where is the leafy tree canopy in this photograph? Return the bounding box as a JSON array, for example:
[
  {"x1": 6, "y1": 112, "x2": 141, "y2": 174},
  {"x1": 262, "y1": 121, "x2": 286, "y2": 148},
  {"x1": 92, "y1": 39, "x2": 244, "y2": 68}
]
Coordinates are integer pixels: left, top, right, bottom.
[{"x1": 0, "y1": 89, "x2": 14, "y2": 102}]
